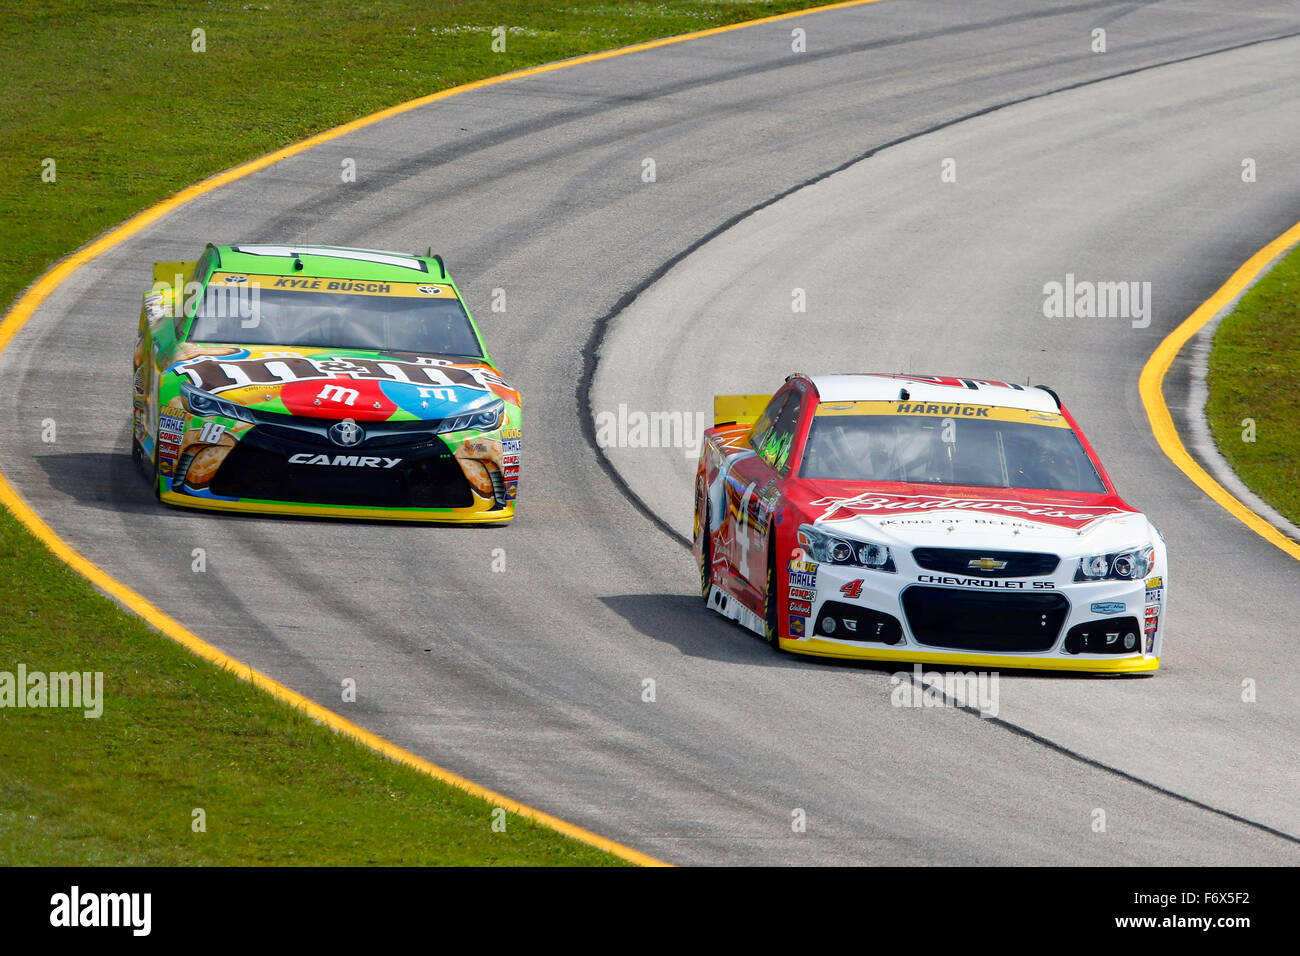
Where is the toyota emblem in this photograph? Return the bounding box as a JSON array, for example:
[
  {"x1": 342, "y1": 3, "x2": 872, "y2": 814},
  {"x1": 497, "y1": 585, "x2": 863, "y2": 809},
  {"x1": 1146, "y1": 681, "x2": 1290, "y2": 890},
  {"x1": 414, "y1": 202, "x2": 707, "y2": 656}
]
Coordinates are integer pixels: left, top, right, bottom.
[{"x1": 329, "y1": 418, "x2": 364, "y2": 447}]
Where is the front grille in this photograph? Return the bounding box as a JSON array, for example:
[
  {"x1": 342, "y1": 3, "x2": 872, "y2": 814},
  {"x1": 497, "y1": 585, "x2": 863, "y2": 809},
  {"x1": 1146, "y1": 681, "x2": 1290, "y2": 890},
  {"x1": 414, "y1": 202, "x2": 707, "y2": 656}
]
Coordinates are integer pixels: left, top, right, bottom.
[
  {"x1": 902, "y1": 586, "x2": 1068, "y2": 652},
  {"x1": 912, "y1": 547, "x2": 1059, "y2": 578},
  {"x1": 257, "y1": 417, "x2": 437, "y2": 449},
  {"x1": 206, "y1": 425, "x2": 472, "y2": 508}
]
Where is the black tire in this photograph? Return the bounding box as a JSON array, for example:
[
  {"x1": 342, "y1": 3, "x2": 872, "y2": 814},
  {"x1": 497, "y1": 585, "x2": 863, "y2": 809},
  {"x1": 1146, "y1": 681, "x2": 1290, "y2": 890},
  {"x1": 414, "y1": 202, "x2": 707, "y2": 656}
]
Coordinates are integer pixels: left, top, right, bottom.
[
  {"x1": 698, "y1": 494, "x2": 713, "y2": 600},
  {"x1": 137, "y1": 438, "x2": 161, "y2": 501},
  {"x1": 764, "y1": 544, "x2": 784, "y2": 652}
]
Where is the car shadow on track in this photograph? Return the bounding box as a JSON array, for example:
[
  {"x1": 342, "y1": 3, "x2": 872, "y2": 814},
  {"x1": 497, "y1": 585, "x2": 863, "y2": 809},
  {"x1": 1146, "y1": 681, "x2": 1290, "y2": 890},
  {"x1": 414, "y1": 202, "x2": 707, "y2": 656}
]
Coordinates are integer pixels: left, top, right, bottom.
[
  {"x1": 30, "y1": 448, "x2": 158, "y2": 514},
  {"x1": 600, "y1": 593, "x2": 810, "y2": 667}
]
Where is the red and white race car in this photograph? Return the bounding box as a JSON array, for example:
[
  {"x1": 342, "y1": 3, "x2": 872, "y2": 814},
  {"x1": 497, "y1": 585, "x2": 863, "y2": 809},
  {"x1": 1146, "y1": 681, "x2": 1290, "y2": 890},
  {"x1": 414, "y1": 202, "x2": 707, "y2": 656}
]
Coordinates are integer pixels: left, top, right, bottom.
[{"x1": 693, "y1": 373, "x2": 1166, "y2": 672}]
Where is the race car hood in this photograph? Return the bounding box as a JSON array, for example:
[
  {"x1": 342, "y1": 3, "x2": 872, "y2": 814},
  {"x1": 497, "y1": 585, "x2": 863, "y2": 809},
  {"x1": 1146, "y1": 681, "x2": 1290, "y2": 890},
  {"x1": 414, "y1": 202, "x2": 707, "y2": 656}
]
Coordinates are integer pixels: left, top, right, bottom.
[
  {"x1": 164, "y1": 345, "x2": 519, "y2": 422},
  {"x1": 792, "y1": 481, "x2": 1149, "y2": 553}
]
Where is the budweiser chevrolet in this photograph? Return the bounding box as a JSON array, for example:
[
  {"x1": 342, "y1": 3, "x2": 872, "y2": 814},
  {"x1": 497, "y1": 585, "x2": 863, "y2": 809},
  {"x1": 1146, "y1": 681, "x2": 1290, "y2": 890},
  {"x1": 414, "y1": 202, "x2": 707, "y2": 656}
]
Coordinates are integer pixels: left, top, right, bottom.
[{"x1": 693, "y1": 373, "x2": 1167, "y2": 672}]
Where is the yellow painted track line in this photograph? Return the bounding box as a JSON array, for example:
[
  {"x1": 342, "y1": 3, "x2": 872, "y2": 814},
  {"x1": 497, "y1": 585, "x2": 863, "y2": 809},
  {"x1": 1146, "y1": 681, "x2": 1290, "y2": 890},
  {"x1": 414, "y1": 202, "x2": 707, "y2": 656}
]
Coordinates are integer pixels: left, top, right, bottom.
[
  {"x1": 0, "y1": 0, "x2": 885, "y2": 869},
  {"x1": 1139, "y1": 219, "x2": 1300, "y2": 562}
]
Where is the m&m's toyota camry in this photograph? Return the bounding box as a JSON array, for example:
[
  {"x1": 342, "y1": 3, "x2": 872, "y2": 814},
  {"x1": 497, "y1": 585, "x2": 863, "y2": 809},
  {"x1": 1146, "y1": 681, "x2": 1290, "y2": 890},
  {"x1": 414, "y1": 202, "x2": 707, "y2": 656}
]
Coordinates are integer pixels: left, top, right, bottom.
[
  {"x1": 693, "y1": 374, "x2": 1167, "y2": 672},
  {"x1": 132, "y1": 244, "x2": 521, "y2": 522}
]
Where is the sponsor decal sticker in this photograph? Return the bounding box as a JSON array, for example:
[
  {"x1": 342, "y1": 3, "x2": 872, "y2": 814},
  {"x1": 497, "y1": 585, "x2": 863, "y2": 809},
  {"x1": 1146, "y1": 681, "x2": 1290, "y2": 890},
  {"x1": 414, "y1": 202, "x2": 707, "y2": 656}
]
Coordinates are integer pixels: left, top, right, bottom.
[
  {"x1": 814, "y1": 399, "x2": 1067, "y2": 428},
  {"x1": 788, "y1": 586, "x2": 816, "y2": 601},
  {"x1": 788, "y1": 600, "x2": 812, "y2": 616},
  {"x1": 226, "y1": 273, "x2": 457, "y2": 298},
  {"x1": 1145, "y1": 576, "x2": 1163, "y2": 589},
  {"x1": 811, "y1": 491, "x2": 1126, "y2": 530},
  {"x1": 790, "y1": 616, "x2": 806, "y2": 637},
  {"x1": 159, "y1": 406, "x2": 186, "y2": 442},
  {"x1": 1091, "y1": 602, "x2": 1126, "y2": 614},
  {"x1": 176, "y1": 351, "x2": 509, "y2": 397},
  {"x1": 788, "y1": 571, "x2": 817, "y2": 590}
]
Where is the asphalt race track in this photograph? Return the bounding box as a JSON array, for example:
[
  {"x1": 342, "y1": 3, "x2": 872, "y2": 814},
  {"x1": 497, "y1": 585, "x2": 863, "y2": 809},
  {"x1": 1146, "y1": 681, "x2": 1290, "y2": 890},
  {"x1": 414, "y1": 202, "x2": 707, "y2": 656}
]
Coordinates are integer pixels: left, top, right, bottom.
[{"x1": 3, "y1": 0, "x2": 1298, "y2": 864}]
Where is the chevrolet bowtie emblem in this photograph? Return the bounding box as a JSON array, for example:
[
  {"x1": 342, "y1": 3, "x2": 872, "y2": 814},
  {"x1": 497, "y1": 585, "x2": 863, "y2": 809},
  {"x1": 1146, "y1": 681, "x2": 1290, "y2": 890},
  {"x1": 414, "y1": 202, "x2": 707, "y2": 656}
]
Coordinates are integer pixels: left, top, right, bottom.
[{"x1": 968, "y1": 557, "x2": 1007, "y2": 570}]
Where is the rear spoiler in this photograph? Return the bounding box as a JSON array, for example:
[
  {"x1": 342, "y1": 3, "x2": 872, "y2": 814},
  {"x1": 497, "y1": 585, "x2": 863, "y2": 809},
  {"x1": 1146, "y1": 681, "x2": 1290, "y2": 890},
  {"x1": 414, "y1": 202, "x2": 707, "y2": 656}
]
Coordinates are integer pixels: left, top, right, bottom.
[
  {"x1": 152, "y1": 261, "x2": 197, "y2": 288},
  {"x1": 713, "y1": 394, "x2": 771, "y2": 427}
]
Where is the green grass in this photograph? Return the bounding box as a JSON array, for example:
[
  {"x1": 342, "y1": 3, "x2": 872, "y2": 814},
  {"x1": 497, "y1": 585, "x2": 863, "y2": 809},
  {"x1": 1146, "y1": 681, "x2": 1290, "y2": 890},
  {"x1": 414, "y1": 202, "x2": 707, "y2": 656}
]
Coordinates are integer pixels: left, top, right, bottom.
[
  {"x1": 1205, "y1": 241, "x2": 1300, "y2": 527},
  {"x1": 0, "y1": 511, "x2": 616, "y2": 864},
  {"x1": 0, "y1": 0, "x2": 826, "y2": 866}
]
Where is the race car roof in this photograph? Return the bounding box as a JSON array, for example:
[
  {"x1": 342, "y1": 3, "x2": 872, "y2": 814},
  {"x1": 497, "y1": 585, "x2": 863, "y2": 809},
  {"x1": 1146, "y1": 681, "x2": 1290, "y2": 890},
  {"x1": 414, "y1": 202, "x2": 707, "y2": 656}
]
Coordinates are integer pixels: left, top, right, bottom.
[
  {"x1": 214, "y1": 245, "x2": 445, "y2": 282},
  {"x1": 807, "y1": 373, "x2": 1061, "y2": 413}
]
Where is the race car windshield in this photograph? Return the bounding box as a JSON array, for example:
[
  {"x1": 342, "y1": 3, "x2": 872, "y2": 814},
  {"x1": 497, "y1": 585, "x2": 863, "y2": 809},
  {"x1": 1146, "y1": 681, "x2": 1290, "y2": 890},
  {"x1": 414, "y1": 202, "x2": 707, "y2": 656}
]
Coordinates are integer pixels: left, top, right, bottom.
[
  {"x1": 187, "y1": 289, "x2": 483, "y2": 357},
  {"x1": 800, "y1": 414, "x2": 1106, "y2": 493}
]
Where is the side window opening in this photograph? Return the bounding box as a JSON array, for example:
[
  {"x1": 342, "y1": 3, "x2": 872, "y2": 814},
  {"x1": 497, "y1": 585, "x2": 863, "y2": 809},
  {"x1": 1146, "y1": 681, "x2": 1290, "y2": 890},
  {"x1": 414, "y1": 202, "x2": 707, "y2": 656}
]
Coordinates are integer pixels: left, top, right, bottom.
[
  {"x1": 174, "y1": 250, "x2": 210, "y2": 341},
  {"x1": 757, "y1": 391, "x2": 803, "y2": 473},
  {"x1": 748, "y1": 392, "x2": 789, "y2": 455}
]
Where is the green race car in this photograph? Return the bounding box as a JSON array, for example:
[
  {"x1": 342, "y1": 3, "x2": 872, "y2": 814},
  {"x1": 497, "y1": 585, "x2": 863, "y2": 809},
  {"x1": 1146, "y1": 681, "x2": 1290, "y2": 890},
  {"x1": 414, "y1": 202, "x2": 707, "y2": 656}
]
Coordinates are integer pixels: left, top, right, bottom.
[{"x1": 132, "y1": 244, "x2": 520, "y2": 522}]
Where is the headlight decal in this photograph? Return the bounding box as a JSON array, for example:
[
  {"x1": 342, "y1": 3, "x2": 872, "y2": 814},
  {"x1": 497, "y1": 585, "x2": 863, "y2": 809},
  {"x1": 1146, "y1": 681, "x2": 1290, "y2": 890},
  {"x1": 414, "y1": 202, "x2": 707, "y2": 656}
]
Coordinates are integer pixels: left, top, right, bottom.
[
  {"x1": 1074, "y1": 545, "x2": 1154, "y2": 582},
  {"x1": 180, "y1": 382, "x2": 257, "y2": 424},
  {"x1": 798, "y1": 524, "x2": 896, "y2": 572},
  {"x1": 434, "y1": 398, "x2": 504, "y2": 434}
]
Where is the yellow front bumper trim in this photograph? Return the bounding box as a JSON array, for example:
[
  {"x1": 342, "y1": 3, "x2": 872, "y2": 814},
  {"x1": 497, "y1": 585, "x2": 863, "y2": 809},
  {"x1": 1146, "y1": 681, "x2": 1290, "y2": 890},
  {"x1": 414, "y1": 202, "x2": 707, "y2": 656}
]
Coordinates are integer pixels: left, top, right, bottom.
[
  {"x1": 780, "y1": 636, "x2": 1159, "y2": 673},
  {"x1": 160, "y1": 489, "x2": 514, "y2": 524}
]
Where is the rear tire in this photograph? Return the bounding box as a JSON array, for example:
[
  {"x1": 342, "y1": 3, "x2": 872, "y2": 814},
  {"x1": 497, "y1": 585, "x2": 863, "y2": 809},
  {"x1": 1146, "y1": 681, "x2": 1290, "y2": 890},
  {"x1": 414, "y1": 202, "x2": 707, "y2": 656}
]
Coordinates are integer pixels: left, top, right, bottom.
[{"x1": 698, "y1": 496, "x2": 713, "y2": 600}]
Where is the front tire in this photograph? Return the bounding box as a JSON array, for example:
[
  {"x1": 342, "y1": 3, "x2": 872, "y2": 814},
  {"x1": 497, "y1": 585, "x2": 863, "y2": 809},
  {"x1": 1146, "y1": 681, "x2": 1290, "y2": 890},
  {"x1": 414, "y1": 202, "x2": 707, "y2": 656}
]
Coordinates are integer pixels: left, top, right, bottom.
[{"x1": 764, "y1": 544, "x2": 784, "y2": 652}]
